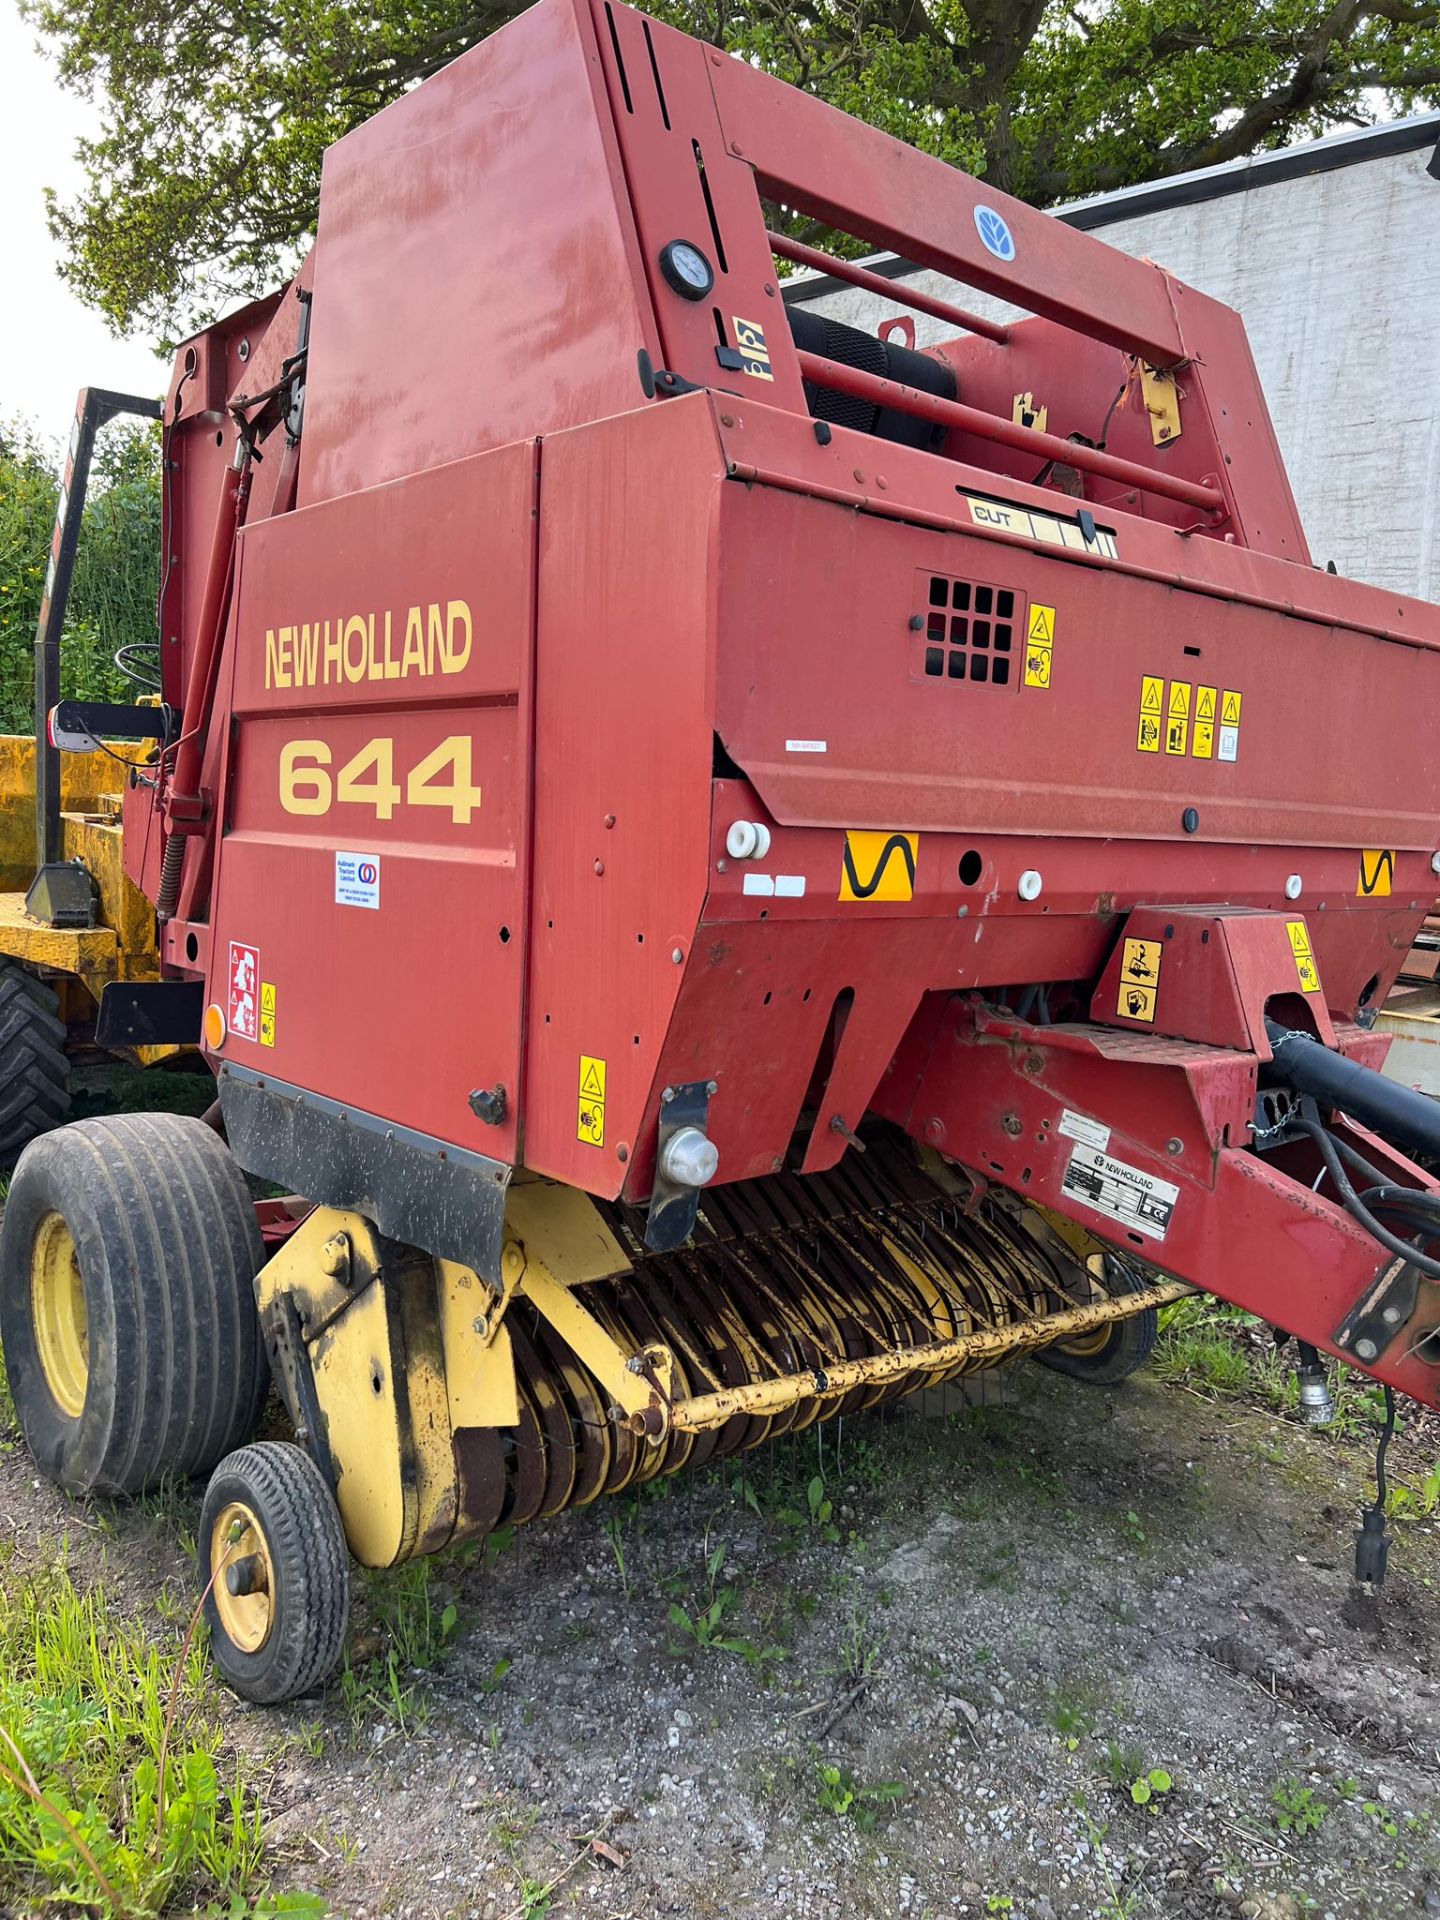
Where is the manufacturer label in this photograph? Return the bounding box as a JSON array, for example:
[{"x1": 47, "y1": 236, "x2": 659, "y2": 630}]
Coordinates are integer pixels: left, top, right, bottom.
[
  {"x1": 1357, "y1": 849, "x2": 1395, "y2": 898},
  {"x1": 335, "y1": 850, "x2": 381, "y2": 909},
  {"x1": 840, "y1": 831, "x2": 918, "y2": 903},
  {"x1": 260, "y1": 981, "x2": 276, "y2": 1049},
  {"x1": 785, "y1": 739, "x2": 827, "y2": 754},
  {"x1": 227, "y1": 942, "x2": 259, "y2": 1042},
  {"x1": 577, "y1": 1055, "x2": 607, "y2": 1147},
  {"x1": 1059, "y1": 1108, "x2": 1111, "y2": 1152},
  {"x1": 1061, "y1": 1146, "x2": 1178, "y2": 1242},
  {"x1": 1024, "y1": 603, "x2": 1055, "y2": 688},
  {"x1": 1117, "y1": 935, "x2": 1163, "y2": 1024},
  {"x1": 1287, "y1": 919, "x2": 1321, "y2": 994}
]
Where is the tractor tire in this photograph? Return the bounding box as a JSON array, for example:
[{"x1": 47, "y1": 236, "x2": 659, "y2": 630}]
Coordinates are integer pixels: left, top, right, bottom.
[
  {"x1": 1034, "y1": 1263, "x2": 1159, "y2": 1386},
  {"x1": 0, "y1": 1113, "x2": 269, "y2": 1496},
  {"x1": 200, "y1": 1442, "x2": 350, "y2": 1705},
  {"x1": 0, "y1": 965, "x2": 70, "y2": 1167}
]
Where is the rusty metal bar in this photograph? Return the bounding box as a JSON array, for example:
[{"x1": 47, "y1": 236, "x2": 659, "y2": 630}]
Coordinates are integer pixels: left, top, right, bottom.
[
  {"x1": 792, "y1": 348, "x2": 1226, "y2": 515},
  {"x1": 662, "y1": 1277, "x2": 1190, "y2": 1433},
  {"x1": 770, "y1": 230, "x2": 1010, "y2": 346}
]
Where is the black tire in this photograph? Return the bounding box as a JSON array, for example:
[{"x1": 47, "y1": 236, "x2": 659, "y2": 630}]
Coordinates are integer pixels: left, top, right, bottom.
[
  {"x1": 0, "y1": 965, "x2": 70, "y2": 1167},
  {"x1": 199, "y1": 1442, "x2": 350, "y2": 1705},
  {"x1": 1034, "y1": 1263, "x2": 1159, "y2": 1385},
  {"x1": 0, "y1": 1112, "x2": 269, "y2": 1495}
]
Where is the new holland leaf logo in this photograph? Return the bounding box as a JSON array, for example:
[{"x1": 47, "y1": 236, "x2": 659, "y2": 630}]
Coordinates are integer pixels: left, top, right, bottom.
[{"x1": 839, "y1": 830, "x2": 919, "y2": 903}]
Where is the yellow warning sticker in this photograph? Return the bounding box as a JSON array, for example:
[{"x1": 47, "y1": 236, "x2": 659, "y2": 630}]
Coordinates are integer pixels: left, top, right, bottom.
[
  {"x1": 840, "y1": 830, "x2": 918, "y2": 903},
  {"x1": 1192, "y1": 685, "x2": 1217, "y2": 759},
  {"x1": 1357, "y1": 849, "x2": 1395, "y2": 898},
  {"x1": 1165, "y1": 679, "x2": 1191, "y2": 756},
  {"x1": 577, "y1": 1054, "x2": 607, "y2": 1146},
  {"x1": 732, "y1": 317, "x2": 773, "y2": 382},
  {"x1": 260, "y1": 981, "x2": 276, "y2": 1049},
  {"x1": 1024, "y1": 603, "x2": 1055, "y2": 688},
  {"x1": 1137, "y1": 675, "x2": 1164, "y2": 753},
  {"x1": 1286, "y1": 920, "x2": 1321, "y2": 995},
  {"x1": 1117, "y1": 935, "x2": 1163, "y2": 1024},
  {"x1": 1221, "y1": 690, "x2": 1242, "y2": 725}
]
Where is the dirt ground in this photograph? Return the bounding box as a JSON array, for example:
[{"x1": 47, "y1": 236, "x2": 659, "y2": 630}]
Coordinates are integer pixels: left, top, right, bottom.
[{"x1": 3, "y1": 1359, "x2": 1438, "y2": 1920}]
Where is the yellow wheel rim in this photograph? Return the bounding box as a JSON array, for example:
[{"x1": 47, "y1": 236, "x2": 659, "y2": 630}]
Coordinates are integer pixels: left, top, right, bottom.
[
  {"x1": 30, "y1": 1211, "x2": 88, "y2": 1419},
  {"x1": 210, "y1": 1501, "x2": 276, "y2": 1654},
  {"x1": 1058, "y1": 1323, "x2": 1113, "y2": 1360}
]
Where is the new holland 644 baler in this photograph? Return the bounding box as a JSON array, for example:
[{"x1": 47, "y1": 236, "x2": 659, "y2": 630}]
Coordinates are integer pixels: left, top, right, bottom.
[{"x1": 4, "y1": 0, "x2": 1440, "y2": 1702}]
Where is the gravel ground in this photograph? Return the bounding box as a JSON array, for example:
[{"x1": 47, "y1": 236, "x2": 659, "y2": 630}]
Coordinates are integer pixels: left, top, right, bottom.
[{"x1": 3, "y1": 1361, "x2": 1438, "y2": 1920}]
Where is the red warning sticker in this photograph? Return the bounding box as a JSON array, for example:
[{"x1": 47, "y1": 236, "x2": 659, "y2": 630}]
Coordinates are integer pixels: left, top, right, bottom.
[{"x1": 228, "y1": 941, "x2": 260, "y2": 1041}]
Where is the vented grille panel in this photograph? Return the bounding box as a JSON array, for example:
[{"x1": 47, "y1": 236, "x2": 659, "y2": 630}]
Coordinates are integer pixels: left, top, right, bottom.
[{"x1": 914, "y1": 573, "x2": 1019, "y2": 688}]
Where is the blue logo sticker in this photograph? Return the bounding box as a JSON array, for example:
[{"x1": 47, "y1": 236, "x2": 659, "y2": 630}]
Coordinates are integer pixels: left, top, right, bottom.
[{"x1": 974, "y1": 205, "x2": 1016, "y2": 263}]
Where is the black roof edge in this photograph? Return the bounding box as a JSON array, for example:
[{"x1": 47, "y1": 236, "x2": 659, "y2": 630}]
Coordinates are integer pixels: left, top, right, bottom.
[{"x1": 784, "y1": 114, "x2": 1440, "y2": 307}]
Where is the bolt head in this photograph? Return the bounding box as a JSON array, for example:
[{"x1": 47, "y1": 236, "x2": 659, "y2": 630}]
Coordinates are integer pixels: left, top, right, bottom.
[
  {"x1": 1355, "y1": 1337, "x2": 1379, "y2": 1361},
  {"x1": 671, "y1": 947, "x2": 684, "y2": 965},
  {"x1": 1166, "y1": 1137, "x2": 1184, "y2": 1156}
]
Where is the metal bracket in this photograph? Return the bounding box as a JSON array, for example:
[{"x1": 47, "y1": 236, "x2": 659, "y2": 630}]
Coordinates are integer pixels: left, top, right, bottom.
[
  {"x1": 24, "y1": 860, "x2": 97, "y2": 930},
  {"x1": 1332, "y1": 1257, "x2": 1419, "y2": 1365},
  {"x1": 1140, "y1": 363, "x2": 1183, "y2": 445},
  {"x1": 644, "y1": 1079, "x2": 712, "y2": 1253}
]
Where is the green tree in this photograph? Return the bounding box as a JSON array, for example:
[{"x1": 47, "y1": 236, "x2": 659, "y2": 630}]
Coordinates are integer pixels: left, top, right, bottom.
[
  {"x1": 21, "y1": 0, "x2": 1440, "y2": 341},
  {"x1": 0, "y1": 419, "x2": 161, "y2": 734}
]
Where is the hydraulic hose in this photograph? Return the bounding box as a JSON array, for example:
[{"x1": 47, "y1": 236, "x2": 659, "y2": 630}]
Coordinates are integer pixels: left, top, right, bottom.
[{"x1": 1264, "y1": 1020, "x2": 1440, "y2": 1165}]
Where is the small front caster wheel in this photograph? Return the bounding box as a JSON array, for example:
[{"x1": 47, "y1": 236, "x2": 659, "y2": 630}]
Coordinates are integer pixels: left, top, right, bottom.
[{"x1": 200, "y1": 1442, "x2": 350, "y2": 1705}]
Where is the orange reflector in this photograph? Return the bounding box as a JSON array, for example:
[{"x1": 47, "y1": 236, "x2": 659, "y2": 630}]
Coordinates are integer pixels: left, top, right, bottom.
[{"x1": 203, "y1": 1003, "x2": 227, "y2": 1050}]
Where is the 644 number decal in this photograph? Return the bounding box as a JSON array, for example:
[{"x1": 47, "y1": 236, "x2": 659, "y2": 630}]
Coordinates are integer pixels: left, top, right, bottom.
[{"x1": 279, "y1": 735, "x2": 483, "y2": 823}]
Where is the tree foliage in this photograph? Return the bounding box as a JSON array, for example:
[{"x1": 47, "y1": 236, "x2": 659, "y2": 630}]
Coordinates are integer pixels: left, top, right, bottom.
[
  {"x1": 23, "y1": 0, "x2": 1440, "y2": 339},
  {"x1": 0, "y1": 420, "x2": 161, "y2": 733}
]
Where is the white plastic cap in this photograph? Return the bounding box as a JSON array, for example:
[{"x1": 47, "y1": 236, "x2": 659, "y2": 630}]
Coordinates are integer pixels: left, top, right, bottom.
[
  {"x1": 659, "y1": 1125, "x2": 720, "y2": 1187},
  {"x1": 725, "y1": 820, "x2": 771, "y2": 860},
  {"x1": 1284, "y1": 873, "x2": 1303, "y2": 900},
  {"x1": 1017, "y1": 869, "x2": 1043, "y2": 902}
]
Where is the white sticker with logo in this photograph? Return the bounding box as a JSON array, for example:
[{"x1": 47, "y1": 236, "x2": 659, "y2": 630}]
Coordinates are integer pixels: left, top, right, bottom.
[
  {"x1": 1058, "y1": 1108, "x2": 1111, "y2": 1153},
  {"x1": 1060, "y1": 1145, "x2": 1177, "y2": 1242},
  {"x1": 335, "y1": 851, "x2": 381, "y2": 910}
]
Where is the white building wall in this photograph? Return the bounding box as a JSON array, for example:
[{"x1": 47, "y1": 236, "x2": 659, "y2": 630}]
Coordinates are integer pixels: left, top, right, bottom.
[{"x1": 789, "y1": 140, "x2": 1440, "y2": 599}]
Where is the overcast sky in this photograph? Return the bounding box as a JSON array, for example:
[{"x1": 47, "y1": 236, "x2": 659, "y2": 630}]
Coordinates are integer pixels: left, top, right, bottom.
[{"x1": 0, "y1": 5, "x2": 165, "y2": 448}]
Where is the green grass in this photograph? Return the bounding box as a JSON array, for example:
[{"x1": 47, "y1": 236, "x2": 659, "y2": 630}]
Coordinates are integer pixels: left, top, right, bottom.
[
  {"x1": 1149, "y1": 1298, "x2": 1255, "y2": 1396},
  {"x1": 0, "y1": 1551, "x2": 322, "y2": 1916}
]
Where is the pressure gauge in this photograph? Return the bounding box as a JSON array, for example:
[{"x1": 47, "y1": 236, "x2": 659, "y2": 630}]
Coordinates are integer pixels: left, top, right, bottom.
[{"x1": 658, "y1": 240, "x2": 715, "y2": 301}]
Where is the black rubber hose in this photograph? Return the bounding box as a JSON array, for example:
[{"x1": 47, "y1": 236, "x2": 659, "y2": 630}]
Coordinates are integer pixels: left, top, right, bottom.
[
  {"x1": 1266, "y1": 1019, "x2": 1440, "y2": 1164},
  {"x1": 1294, "y1": 1112, "x2": 1440, "y2": 1281}
]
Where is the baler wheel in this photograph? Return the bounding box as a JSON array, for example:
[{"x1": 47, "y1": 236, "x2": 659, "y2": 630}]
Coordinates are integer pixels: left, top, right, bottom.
[
  {"x1": 1033, "y1": 1262, "x2": 1158, "y2": 1386},
  {"x1": 0, "y1": 965, "x2": 70, "y2": 1168},
  {"x1": 0, "y1": 1113, "x2": 269, "y2": 1494},
  {"x1": 199, "y1": 1443, "x2": 350, "y2": 1705}
]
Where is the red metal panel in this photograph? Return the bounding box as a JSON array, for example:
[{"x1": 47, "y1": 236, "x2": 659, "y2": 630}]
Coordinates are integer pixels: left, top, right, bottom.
[
  {"x1": 203, "y1": 441, "x2": 538, "y2": 1162},
  {"x1": 711, "y1": 477, "x2": 1440, "y2": 850},
  {"x1": 300, "y1": 0, "x2": 658, "y2": 505},
  {"x1": 523, "y1": 397, "x2": 722, "y2": 1197}
]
